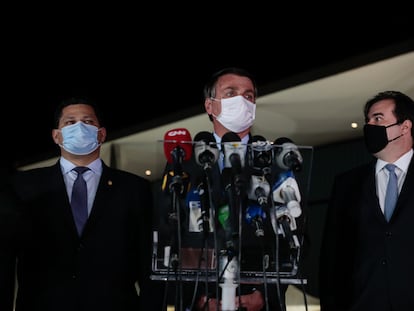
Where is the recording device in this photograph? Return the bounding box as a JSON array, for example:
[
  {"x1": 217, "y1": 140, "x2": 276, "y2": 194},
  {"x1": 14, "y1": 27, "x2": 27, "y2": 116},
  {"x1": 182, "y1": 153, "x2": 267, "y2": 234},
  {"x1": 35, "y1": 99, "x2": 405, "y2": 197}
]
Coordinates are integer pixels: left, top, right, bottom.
[
  {"x1": 273, "y1": 137, "x2": 303, "y2": 172},
  {"x1": 193, "y1": 131, "x2": 219, "y2": 170}
]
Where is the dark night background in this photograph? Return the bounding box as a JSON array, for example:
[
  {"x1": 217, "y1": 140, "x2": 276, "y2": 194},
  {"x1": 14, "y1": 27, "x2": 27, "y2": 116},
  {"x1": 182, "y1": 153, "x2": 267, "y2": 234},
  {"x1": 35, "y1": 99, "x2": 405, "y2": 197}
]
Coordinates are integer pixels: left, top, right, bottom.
[{"x1": 3, "y1": 7, "x2": 414, "y2": 168}]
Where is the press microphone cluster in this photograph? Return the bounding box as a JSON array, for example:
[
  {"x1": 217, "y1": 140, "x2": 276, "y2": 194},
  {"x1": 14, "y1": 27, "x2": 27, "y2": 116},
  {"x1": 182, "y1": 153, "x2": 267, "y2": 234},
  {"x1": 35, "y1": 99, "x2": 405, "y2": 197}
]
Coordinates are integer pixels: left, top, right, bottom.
[{"x1": 245, "y1": 135, "x2": 304, "y2": 245}]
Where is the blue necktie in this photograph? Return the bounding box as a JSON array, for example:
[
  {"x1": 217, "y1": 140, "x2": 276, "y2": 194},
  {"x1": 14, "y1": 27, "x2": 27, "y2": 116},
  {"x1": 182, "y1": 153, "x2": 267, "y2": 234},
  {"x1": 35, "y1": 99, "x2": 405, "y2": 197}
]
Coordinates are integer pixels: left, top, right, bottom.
[
  {"x1": 384, "y1": 164, "x2": 398, "y2": 222},
  {"x1": 71, "y1": 166, "x2": 89, "y2": 235}
]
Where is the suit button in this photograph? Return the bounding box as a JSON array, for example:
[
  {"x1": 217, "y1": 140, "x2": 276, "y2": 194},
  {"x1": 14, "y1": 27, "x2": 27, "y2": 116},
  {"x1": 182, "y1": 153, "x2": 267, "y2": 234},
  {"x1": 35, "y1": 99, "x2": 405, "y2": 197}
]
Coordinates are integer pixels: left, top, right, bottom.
[
  {"x1": 385, "y1": 231, "x2": 392, "y2": 237},
  {"x1": 382, "y1": 260, "x2": 387, "y2": 265}
]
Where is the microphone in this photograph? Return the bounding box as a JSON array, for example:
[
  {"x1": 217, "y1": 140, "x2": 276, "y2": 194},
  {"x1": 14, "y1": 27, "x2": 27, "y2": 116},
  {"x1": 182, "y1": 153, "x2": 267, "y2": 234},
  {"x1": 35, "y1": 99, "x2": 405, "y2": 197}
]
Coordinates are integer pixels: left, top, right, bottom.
[
  {"x1": 192, "y1": 131, "x2": 219, "y2": 237},
  {"x1": 221, "y1": 131, "x2": 246, "y2": 172},
  {"x1": 193, "y1": 131, "x2": 219, "y2": 170},
  {"x1": 248, "y1": 174, "x2": 270, "y2": 207},
  {"x1": 273, "y1": 137, "x2": 303, "y2": 172},
  {"x1": 245, "y1": 204, "x2": 266, "y2": 237},
  {"x1": 247, "y1": 134, "x2": 272, "y2": 211},
  {"x1": 162, "y1": 128, "x2": 192, "y2": 195},
  {"x1": 271, "y1": 170, "x2": 302, "y2": 249},
  {"x1": 272, "y1": 170, "x2": 302, "y2": 219},
  {"x1": 220, "y1": 132, "x2": 247, "y2": 259},
  {"x1": 248, "y1": 135, "x2": 273, "y2": 175},
  {"x1": 163, "y1": 128, "x2": 193, "y2": 173}
]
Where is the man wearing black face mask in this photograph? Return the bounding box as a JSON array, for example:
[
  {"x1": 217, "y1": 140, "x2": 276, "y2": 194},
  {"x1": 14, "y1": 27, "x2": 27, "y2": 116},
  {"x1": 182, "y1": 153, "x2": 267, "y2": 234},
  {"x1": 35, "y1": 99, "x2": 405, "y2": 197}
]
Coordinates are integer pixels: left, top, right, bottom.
[{"x1": 319, "y1": 91, "x2": 414, "y2": 311}]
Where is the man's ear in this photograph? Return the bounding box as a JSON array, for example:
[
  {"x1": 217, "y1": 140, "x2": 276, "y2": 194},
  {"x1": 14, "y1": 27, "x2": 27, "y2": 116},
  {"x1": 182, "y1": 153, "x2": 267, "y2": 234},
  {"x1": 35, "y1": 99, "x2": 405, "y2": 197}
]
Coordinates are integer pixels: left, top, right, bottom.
[
  {"x1": 204, "y1": 98, "x2": 213, "y2": 114},
  {"x1": 52, "y1": 129, "x2": 60, "y2": 144},
  {"x1": 402, "y1": 119, "x2": 412, "y2": 134},
  {"x1": 98, "y1": 127, "x2": 107, "y2": 143}
]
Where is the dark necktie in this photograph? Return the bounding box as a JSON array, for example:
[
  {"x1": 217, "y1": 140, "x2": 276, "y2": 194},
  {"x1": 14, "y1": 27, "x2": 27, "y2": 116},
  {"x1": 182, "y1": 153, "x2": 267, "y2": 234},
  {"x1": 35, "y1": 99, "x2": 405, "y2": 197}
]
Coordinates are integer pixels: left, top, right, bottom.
[
  {"x1": 71, "y1": 166, "x2": 89, "y2": 235},
  {"x1": 384, "y1": 164, "x2": 398, "y2": 222}
]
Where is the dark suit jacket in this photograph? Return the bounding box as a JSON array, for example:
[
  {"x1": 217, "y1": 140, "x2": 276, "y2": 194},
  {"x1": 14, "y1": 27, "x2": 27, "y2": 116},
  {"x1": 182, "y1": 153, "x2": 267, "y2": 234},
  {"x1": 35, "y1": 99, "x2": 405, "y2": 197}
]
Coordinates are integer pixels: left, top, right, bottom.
[
  {"x1": 0, "y1": 168, "x2": 20, "y2": 310},
  {"x1": 6, "y1": 160, "x2": 153, "y2": 311},
  {"x1": 319, "y1": 154, "x2": 414, "y2": 311}
]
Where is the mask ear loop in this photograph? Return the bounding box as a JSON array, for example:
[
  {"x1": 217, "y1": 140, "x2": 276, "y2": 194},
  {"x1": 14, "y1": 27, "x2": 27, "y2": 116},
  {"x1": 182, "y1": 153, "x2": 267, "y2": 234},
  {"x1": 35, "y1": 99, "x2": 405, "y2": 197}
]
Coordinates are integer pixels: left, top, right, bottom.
[{"x1": 387, "y1": 122, "x2": 404, "y2": 143}]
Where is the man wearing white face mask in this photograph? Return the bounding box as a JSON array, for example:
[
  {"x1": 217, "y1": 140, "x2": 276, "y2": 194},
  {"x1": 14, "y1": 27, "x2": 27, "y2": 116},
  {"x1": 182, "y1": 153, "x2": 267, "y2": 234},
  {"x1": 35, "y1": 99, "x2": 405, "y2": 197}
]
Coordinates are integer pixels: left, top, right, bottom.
[
  {"x1": 205, "y1": 68, "x2": 257, "y2": 145},
  {"x1": 156, "y1": 68, "x2": 289, "y2": 311},
  {"x1": 5, "y1": 97, "x2": 156, "y2": 311}
]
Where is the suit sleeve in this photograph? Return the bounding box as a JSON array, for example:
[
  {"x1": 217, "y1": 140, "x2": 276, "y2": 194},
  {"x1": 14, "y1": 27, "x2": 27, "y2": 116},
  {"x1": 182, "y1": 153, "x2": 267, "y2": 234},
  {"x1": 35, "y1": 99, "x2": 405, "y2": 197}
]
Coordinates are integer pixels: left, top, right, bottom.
[{"x1": 0, "y1": 180, "x2": 20, "y2": 311}]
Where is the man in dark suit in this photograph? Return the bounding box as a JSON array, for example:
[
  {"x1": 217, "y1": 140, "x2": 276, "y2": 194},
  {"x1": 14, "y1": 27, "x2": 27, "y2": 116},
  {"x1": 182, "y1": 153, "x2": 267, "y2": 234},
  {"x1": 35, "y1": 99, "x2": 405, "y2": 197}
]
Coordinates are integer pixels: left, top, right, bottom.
[
  {"x1": 3, "y1": 96, "x2": 154, "y2": 311},
  {"x1": 319, "y1": 91, "x2": 414, "y2": 311},
  {"x1": 155, "y1": 67, "x2": 293, "y2": 311}
]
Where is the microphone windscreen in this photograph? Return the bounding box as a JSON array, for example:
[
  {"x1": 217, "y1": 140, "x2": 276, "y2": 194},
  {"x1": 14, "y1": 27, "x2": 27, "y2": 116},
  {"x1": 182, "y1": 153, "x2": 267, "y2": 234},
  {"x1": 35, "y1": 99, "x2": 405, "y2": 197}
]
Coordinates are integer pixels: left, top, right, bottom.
[
  {"x1": 248, "y1": 135, "x2": 272, "y2": 169},
  {"x1": 248, "y1": 135, "x2": 267, "y2": 144},
  {"x1": 273, "y1": 137, "x2": 302, "y2": 172},
  {"x1": 193, "y1": 131, "x2": 219, "y2": 167},
  {"x1": 194, "y1": 131, "x2": 215, "y2": 144},
  {"x1": 163, "y1": 128, "x2": 192, "y2": 164},
  {"x1": 273, "y1": 137, "x2": 293, "y2": 146},
  {"x1": 222, "y1": 131, "x2": 245, "y2": 169},
  {"x1": 222, "y1": 131, "x2": 241, "y2": 144}
]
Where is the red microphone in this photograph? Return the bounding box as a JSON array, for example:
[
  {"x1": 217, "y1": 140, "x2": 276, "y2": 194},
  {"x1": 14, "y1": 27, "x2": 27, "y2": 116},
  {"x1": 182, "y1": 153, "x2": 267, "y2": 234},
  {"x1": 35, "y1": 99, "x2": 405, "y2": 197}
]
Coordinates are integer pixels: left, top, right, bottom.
[
  {"x1": 162, "y1": 128, "x2": 192, "y2": 197},
  {"x1": 163, "y1": 128, "x2": 193, "y2": 164}
]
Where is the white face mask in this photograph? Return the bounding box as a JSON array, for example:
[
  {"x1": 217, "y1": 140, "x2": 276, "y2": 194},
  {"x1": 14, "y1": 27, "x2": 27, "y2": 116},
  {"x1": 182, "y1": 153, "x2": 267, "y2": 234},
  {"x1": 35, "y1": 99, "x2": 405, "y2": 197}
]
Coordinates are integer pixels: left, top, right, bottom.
[{"x1": 212, "y1": 95, "x2": 256, "y2": 133}]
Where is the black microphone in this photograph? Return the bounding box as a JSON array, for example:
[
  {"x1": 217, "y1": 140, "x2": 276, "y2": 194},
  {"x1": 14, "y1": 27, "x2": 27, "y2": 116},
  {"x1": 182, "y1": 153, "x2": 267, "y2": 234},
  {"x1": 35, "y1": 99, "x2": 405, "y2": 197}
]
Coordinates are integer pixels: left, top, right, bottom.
[
  {"x1": 245, "y1": 204, "x2": 266, "y2": 237},
  {"x1": 273, "y1": 137, "x2": 303, "y2": 172},
  {"x1": 247, "y1": 134, "x2": 273, "y2": 207},
  {"x1": 193, "y1": 131, "x2": 219, "y2": 170},
  {"x1": 220, "y1": 132, "x2": 247, "y2": 258},
  {"x1": 193, "y1": 132, "x2": 219, "y2": 237},
  {"x1": 222, "y1": 131, "x2": 246, "y2": 173},
  {"x1": 248, "y1": 174, "x2": 270, "y2": 207},
  {"x1": 248, "y1": 135, "x2": 273, "y2": 175}
]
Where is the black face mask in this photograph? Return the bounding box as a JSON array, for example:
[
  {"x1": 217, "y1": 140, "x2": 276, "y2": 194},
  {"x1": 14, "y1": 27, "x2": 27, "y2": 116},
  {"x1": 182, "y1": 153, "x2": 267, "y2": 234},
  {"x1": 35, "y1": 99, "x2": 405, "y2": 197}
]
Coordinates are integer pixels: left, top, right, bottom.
[{"x1": 363, "y1": 122, "x2": 401, "y2": 154}]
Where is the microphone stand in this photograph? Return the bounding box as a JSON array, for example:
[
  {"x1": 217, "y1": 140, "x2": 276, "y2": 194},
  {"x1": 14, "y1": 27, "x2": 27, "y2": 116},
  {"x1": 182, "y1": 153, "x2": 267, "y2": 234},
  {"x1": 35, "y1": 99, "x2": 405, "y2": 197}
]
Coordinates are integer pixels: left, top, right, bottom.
[
  {"x1": 167, "y1": 150, "x2": 187, "y2": 311},
  {"x1": 220, "y1": 170, "x2": 246, "y2": 311},
  {"x1": 198, "y1": 164, "x2": 219, "y2": 310}
]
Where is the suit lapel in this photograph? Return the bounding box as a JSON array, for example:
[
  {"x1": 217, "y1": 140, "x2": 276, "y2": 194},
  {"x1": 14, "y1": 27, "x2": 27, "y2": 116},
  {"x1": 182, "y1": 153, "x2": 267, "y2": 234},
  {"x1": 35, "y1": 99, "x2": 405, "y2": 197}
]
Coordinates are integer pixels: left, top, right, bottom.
[{"x1": 83, "y1": 165, "x2": 114, "y2": 234}]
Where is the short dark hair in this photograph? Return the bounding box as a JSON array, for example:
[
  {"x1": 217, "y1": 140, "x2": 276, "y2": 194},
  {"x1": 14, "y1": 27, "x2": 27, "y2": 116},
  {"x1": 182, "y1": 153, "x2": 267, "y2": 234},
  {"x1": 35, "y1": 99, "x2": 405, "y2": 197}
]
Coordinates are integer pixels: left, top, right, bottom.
[
  {"x1": 364, "y1": 90, "x2": 414, "y2": 138},
  {"x1": 203, "y1": 67, "x2": 258, "y2": 100},
  {"x1": 53, "y1": 96, "x2": 104, "y2": 128}
]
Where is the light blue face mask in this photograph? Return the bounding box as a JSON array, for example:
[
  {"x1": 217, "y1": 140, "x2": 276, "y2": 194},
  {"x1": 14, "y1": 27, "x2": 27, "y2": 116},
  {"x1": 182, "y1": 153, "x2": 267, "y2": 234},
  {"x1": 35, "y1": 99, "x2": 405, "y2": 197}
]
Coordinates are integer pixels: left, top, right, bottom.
[{"x1": 60, "y1": 121, "x2": 101, "y2": 155}]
